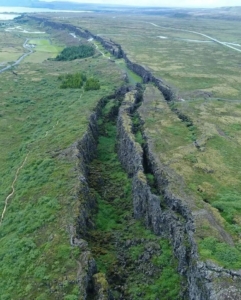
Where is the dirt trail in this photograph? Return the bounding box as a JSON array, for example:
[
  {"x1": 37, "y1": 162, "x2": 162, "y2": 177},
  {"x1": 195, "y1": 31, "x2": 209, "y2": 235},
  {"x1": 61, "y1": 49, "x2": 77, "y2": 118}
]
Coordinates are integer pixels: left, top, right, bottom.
[
  {"x1": 0, "y1": 153, "x2": 29, "y2": 226},
  {"x1": 0, "y1": 119, "x2": 60, "y2": 225}
]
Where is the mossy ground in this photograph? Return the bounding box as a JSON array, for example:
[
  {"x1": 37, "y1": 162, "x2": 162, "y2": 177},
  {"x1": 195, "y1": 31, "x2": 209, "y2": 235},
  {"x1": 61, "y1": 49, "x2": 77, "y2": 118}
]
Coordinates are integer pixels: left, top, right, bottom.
[{"x1": 87, "y1": 99, "x2": 184, "y2": 299}]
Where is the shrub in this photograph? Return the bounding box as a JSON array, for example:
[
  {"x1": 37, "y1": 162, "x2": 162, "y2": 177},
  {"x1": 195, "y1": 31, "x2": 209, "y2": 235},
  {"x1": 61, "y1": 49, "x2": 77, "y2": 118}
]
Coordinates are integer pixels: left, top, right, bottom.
[
  {"x1": 199, "y1": 237, "x2": 241, "y2": 269},
  {"x1": 58, "y1": 72, "x2": 86, "y2": 89},
  {"x1": 84, "y1": 78, "x2": 100, "y2": 91}
]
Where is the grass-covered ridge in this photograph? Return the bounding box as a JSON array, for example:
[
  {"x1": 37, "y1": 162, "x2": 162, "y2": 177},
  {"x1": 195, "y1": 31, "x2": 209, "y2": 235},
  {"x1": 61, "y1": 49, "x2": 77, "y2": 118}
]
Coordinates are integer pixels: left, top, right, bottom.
[
  {"x1": 139, "y1": 84, "x2": 241, "y2": 269},
  {"x1": 0, "y1": 20, "x2": 124, "y2": 298}
]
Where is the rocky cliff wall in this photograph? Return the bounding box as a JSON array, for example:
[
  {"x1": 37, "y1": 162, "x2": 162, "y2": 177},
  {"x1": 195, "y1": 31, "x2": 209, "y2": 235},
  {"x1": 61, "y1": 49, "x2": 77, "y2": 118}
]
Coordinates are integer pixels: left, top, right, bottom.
[
  {"x1": 138, "y1": 92, "x2": 241, "y2": 299},
  {"x1": 117, "y1": 88, "x2": 241, "y2": 299},
  {"x1": 61, "y1": 94, "x2": 115, "y2": 300},
  {"x1": 117, "y1": 90, "x2": 212, "y2": 299}
]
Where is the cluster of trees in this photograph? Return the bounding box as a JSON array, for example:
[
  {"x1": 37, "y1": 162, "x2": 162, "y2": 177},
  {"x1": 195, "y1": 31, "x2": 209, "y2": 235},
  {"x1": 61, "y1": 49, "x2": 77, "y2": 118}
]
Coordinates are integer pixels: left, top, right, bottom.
[
  {"x1": 58, "y1": 72, "x2": 100, "y2": 91},
  {"x1": 55, "y1": 44, "x2": 95, "y2": 61}
]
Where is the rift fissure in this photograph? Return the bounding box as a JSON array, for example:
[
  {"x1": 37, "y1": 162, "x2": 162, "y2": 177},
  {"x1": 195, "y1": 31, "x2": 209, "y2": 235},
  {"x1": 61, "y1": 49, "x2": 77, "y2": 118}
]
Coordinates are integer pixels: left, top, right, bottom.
[
  {"x1": 85, "y1": 91, "x2": 183, "y2": 299},
  {"x1": 22, "y1": 15, "x2": 241, "y2": 299}
]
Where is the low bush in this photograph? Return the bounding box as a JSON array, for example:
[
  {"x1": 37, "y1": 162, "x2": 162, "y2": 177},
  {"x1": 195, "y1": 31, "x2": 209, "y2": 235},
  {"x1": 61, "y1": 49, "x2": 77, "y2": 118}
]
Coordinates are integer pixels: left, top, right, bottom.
[
  {"x1": 58, "y1": 72, "x2": 86, "y2": 89},
  {"x1": 84, "y1": 78, "x2": 100, "y2": 91},
  {"x1": 199, "y1": 237, "x2": 241, "y2": 269}
]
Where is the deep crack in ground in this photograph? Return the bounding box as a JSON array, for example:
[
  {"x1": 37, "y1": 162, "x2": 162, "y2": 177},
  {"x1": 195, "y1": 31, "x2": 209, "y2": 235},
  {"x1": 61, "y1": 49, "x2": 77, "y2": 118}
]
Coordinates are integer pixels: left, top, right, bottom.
[{"x1": 85, "y1": 96, "x2": 182, "y2": 299}]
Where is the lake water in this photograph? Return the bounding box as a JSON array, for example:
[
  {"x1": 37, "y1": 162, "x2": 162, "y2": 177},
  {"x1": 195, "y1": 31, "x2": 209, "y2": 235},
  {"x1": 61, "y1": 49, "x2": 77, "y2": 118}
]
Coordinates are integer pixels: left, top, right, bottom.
[
  {"x1": 0, "y1": 6, "x2": 92, "y2": 13},
  {"x1": 0, "y1": 13, "x2": 20, "y2": 20}
]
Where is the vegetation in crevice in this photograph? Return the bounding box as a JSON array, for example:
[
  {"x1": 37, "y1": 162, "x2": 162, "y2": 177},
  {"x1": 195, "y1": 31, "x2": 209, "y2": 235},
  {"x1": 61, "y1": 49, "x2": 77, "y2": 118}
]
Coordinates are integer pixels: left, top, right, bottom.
[{"x1": 86, "y1": 97, "x2": 184, "y2": 299}]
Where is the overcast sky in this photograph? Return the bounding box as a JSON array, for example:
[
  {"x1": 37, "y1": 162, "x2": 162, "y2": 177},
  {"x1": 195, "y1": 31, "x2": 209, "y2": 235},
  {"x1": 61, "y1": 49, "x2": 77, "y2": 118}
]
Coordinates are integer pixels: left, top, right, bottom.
[{"x1": 41, "y1": 0, "x2": 241, "y2": 7}]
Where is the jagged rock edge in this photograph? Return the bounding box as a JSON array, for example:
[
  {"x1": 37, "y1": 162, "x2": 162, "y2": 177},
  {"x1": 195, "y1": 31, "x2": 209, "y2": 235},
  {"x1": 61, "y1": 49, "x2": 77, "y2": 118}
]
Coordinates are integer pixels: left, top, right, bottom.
[{"x1": 64, "y1": 94, "x2": 115, "y2": 299}]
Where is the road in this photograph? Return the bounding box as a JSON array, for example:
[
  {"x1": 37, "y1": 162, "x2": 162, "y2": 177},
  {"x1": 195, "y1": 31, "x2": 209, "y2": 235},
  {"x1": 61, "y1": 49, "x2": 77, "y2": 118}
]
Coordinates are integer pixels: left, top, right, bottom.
[
  {"x1": 148, "y1": 22, "x2": 241, "y2": 53},
  {"x1": 0, "y1": 38, "x2": 33, "y2": 74}
]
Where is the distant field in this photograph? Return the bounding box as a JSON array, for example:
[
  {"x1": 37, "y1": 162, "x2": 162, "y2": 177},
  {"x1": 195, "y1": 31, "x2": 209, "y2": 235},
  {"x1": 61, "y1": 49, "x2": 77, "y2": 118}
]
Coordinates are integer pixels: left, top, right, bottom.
[
  {"x1": 66, "y1": 13, "x2": 241, "y2": 100},
  {"x1": 28, "y1": 38, "x2": 63, "y2": 52},
  {"x1": 0, "y1": 24, "x2": 63, "y2": 65},
  {"x1": 0, "y1": 31, "x2": 24, "y2": 64},
  {"x1": 25, "y1": 39, "x2": 63, "y2": 62}
]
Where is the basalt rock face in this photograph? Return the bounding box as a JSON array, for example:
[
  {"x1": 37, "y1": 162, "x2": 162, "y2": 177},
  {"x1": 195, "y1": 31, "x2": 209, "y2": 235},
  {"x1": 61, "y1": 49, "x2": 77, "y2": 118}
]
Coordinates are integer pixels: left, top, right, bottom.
[
  {"x1": 76, "y1": 96, "x2": 114, "y2": 237},
  {"x1": 27, "y1": 15, "x2": 92, "y2": 39},
  {"x1": 117, "y1": 91, "x2": 163, "y2": 236},
  {"x1": 62, "y1": 94, "x2": 115, "y2": 300},
  {"x1": 117, "y1": 90, "x2": 212, "y2": 299},
  {"x1": 138, "y1": 93, "x2": 241, "y2": 299},
  {"x1": 94, "y1": 36, "x2": 124, "y2": 58}
]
